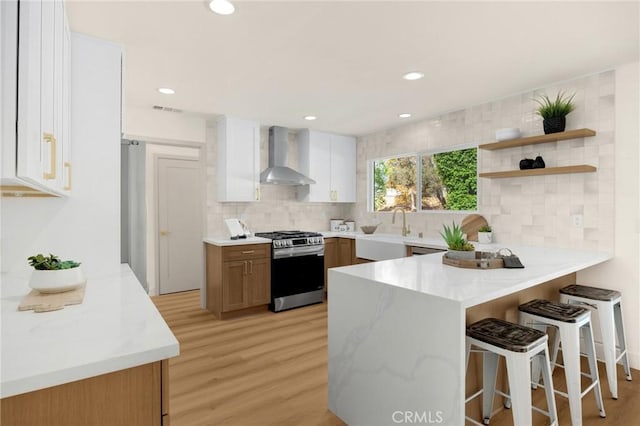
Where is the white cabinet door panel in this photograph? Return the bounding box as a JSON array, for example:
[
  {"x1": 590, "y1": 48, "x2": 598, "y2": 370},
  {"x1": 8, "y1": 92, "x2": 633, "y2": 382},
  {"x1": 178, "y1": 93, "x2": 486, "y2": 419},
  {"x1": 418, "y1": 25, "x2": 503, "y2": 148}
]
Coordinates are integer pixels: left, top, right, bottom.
[
  {"x1": 330, "y1": 134, "x2": 356, "y2": 202},
  {"x1": 217, "y1": 116, "x2": 260, "y2": 202}
]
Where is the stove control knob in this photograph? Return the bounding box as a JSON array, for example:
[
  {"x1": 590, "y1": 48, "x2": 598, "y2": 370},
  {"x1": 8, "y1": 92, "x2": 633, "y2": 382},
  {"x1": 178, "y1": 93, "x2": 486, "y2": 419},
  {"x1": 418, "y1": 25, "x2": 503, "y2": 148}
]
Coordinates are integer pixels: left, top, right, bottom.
[{"x1": 287, "y1": 240, "x2": 293, "y2": 247}]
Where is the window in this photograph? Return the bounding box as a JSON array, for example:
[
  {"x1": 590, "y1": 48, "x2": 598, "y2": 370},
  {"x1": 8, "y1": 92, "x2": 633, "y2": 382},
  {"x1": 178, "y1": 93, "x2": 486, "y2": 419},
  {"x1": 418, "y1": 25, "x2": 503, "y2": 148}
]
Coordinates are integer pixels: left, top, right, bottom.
[{"x1": 371, "y1": 146, "x2": 477, "y2": 212}]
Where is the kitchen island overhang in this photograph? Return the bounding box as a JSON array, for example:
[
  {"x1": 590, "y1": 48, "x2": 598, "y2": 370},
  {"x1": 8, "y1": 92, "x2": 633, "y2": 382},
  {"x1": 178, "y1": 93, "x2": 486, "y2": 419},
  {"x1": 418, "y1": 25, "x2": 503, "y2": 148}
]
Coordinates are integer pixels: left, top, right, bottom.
[{"x1": 327, "y1": 246, "x2": 611, "y2": 425}]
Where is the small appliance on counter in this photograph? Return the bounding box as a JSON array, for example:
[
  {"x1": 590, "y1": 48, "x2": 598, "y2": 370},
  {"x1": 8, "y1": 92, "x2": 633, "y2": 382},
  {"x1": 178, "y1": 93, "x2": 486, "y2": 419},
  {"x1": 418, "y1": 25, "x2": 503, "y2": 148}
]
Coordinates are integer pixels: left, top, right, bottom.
[
  {"x1": 330, "y1": 219, "x2": 344, "y2": 232},
  {"x1": 225, "y1": 218, "x2": 251, "y2": 240}
]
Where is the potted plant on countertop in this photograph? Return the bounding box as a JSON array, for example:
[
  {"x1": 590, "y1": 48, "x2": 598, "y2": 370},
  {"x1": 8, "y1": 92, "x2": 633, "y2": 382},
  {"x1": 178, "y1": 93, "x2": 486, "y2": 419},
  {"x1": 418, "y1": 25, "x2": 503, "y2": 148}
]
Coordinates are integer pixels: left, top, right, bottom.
[
  {"x1": 440, "y1": 222, "x2": 475, "y2": 260},
  {"x1": 534, "y1": 90, "x2": 576, "y2": 134},
  {"x1": 477, "y1": 224, "x2": 493, "y2": 244},
  {"x1": 27, "y1": 253, "x2": 85, "y2": 293}
]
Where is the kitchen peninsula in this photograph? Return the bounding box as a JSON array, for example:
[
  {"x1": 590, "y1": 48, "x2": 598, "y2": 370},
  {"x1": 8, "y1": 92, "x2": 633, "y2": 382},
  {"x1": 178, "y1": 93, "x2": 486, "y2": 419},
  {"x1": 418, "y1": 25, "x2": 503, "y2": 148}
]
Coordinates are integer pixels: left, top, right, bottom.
[
  {"x1": 327, "y1": 246, "x2": 611, "y2": 425},
  {"x1": 0, "y1": 265, "x2": 179, "y2": 425}
]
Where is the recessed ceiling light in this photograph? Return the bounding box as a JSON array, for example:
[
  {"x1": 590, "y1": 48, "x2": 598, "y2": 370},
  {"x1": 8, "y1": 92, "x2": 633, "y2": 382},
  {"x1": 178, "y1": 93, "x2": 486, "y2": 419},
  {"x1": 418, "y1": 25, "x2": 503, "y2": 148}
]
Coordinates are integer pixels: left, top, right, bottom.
[
  {"x1": 399, "y1": 113, "x2": 412, "y2": 118},
  {"x1": 209, "y1": 0, "x2": 235, "y2": 15},
  {"x1": 157, "y1": 87, "x2": 175, "y2": 95},
  {"x1": 402, "y1": 71, "x2": 424, "y2": 81},
  {"x1": 304, "y1": 115, "x2": 317, "y2": 121}
]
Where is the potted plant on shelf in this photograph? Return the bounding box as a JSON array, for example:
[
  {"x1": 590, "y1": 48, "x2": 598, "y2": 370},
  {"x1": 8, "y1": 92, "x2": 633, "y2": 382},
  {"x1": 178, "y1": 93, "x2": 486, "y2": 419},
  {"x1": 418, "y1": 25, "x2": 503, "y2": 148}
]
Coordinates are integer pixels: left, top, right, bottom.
[
  {"x1": 440, "y1": 222, "x2": 475, "y2": 260},
  {"x1": 534, "y1": 91, "x2": 576, "y2": 134},
  {"x1": 477, "y1": 225, "x2": 493, "y2": 244},
  {"x1": 27, "y1": 253, "x2": 85, "y2": 293}
]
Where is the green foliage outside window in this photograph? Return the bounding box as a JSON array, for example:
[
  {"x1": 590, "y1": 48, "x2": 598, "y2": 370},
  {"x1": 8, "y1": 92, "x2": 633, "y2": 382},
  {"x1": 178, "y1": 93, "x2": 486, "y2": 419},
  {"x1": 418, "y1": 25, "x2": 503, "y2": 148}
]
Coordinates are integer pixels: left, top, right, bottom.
[
  {"x1": 432, "y1": 148, "x2": 477, "y2": 210},
  {"x1": 373, "y1": 147, "x2": 477, "y2": 212}
]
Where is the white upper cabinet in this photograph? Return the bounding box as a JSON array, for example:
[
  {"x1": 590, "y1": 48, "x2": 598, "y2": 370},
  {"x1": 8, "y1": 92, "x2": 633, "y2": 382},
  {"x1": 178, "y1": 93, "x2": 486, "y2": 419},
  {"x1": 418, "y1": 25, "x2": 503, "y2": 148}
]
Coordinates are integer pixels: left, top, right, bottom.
[
  {"x1": 1, "y1": 0, "x2": 71, "y2": 196},
  {"x1": 297, "y1": 129, "x2": 356, "y2": 203},
  {"x1": 217, "y1": 116, "x2": 261, "y2": 202}
]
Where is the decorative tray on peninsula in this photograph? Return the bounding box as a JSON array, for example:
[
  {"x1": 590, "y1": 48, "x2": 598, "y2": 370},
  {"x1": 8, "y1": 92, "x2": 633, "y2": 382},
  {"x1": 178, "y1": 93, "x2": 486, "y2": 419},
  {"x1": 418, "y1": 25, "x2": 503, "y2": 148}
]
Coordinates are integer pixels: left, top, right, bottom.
[{"x1": 442, "y1": 252, "x2": 504, "y2": 269}]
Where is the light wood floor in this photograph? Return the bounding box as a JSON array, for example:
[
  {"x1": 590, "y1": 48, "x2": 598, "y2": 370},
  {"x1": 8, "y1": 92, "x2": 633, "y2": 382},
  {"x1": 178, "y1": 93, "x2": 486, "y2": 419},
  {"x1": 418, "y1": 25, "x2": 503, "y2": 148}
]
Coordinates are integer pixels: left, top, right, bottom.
[{"x1": 153, "y1": 290, "x2": 639, "y2": 426}]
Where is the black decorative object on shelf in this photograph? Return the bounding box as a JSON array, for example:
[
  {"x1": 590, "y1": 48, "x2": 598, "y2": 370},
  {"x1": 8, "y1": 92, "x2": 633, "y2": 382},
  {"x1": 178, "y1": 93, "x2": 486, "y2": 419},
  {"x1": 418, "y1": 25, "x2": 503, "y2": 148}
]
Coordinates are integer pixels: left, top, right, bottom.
[
  {"x1": 543, "y1": 116, "x2": 566, "y2": 134},
  {"x1": 519, "y1": 158, "x2": 534, "y2": 170},
  {"x1": 532, "y1": 155, "x2": 546, "y2": 169}
]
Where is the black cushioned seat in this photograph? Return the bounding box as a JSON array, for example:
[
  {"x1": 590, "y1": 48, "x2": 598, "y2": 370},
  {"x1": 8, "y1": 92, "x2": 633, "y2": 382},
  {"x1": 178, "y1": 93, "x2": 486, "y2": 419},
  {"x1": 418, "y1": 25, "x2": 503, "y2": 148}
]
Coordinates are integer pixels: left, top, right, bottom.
[
  {"x1": 519, "y1": 299, "x2": 588, "y2": 323},
  {"x1": 560, "y1": 284, "x2": 621, "y2": 302},
  {"x1": 466, "y1": 318, "x2": 547, "y2": 353}
]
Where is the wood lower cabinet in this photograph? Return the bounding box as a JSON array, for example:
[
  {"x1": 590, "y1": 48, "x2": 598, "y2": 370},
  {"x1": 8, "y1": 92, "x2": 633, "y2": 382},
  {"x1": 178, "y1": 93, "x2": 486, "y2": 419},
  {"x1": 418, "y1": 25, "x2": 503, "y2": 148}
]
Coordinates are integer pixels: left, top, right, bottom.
[
  {"x1": 337, "y1": 238, "x2": 354, "y2": 266},
  {"x1": 206, "y1": 243, "x2": 271, "y2": 319},
  {"x1": 1, "y1": 360, "x2": 169, "y2": 426},
  {"x1": 324, "y1": 238, "x2": 339, "y2": 288}
]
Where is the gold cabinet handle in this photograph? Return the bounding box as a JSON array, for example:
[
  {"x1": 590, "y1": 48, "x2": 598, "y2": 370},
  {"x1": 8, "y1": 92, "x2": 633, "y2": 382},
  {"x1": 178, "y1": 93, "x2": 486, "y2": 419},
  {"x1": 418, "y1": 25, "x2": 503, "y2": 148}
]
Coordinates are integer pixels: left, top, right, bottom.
[
  {"x1": 64, "y1": 162, "x2": 71, "y2": 190},
  {"x1": 43, "y1": 133, "x2": 57, "y2": 180},
  {"x1": 160, "y1": 230, "x2": 170, "y2": 236},
  {"x1": 241, "y1": 250, "x2": 255, "y2": 255},
  {"x1": 243, "y1": 260, "x2": 248, "y2": 275},
  {"x1": 248, "y1": 260, "x2": 253, "y2": 274},
  {"x1": 255, "y1": 187, "x2": 260, "y2": 201}
]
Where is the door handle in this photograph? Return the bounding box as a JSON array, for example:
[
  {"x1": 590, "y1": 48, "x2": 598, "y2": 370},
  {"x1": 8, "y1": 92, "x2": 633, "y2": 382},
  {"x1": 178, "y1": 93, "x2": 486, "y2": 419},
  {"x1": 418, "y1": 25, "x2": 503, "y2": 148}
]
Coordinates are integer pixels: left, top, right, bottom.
[
  {"x1": 43, "y1": 133, "x2": 57, "y2": 180},
  {"x1": 160, "y1": 230, "x2": 170, "y2": 236},
  {"x1": 63, "y1": 162, "x2": 72, "y2": 190},
  {"x1": 248, "y1": 260, "x2": 253, "y2": 274},
  {"x1": 243, "y1": 261, "x2": 248, "y2": 275}
]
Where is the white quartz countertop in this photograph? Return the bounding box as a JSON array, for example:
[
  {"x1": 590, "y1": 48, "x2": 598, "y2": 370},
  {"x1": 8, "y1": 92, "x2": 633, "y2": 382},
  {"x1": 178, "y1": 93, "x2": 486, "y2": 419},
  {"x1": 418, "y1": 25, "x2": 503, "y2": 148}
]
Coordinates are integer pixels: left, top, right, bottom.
[
  {"x1": 332, "y1": 245, "x2": 612, "y2": 308},
  {"x1": 0, "y1": 264, "x2": 179, "y2": 398},
  {"x1": 204, "y1": 236, "x2": 272, "y2": 246}
]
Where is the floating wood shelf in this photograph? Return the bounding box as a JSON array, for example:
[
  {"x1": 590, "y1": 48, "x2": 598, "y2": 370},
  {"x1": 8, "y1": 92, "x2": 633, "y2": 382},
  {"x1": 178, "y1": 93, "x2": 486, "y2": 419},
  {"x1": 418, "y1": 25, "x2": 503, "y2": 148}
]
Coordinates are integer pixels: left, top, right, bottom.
[
  {"x1": 479, "y1": 128, "x2": 596, "y2": 150},
  {"x1": 479, "y1": 165, "x2": 597, "y2": 179}
]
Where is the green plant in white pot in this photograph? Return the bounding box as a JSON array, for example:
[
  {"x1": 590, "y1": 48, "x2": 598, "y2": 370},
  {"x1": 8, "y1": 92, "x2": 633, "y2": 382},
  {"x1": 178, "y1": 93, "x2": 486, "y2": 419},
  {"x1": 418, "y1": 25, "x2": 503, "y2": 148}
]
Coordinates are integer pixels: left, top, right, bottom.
[
  {"x1": 440, "y1": 222, "x2": 475, "y2": 260},
  {"x1": 477, "y1": 224, "x2": 493, "y2": 244},
  {"x1": 27, "y1": 254, "x2": 85, "y2": 293}
]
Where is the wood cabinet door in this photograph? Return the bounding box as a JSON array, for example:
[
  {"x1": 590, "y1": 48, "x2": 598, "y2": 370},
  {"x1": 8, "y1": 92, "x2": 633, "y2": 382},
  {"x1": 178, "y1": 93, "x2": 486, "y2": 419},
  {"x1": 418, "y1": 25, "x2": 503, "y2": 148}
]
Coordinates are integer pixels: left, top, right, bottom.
[
  {"x1": 337, "y1": 238, "x2": 354, "y2": 267},
  {"x1": 247, "y1": 258, "x2": 270, "y2": 306},
  {"x1": 222, "y1": 260, "x2": 248, "y2": 311},
  {"x1": 323, "y1": 238, "x2": 339, "y2": 287}
]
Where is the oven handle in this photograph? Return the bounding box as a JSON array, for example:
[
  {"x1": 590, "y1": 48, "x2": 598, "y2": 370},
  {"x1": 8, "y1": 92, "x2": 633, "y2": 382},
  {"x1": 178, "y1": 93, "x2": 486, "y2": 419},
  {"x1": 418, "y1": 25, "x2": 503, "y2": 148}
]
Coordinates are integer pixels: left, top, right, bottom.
[{"x1": 273, "y1": 245, "x2": 324, "y2": 259}]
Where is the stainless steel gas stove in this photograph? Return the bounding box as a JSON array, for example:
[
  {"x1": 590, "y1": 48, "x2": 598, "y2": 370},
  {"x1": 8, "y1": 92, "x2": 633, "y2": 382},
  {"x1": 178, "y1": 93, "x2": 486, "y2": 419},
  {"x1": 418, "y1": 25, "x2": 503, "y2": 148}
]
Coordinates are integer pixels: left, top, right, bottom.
[{"x1": 254, "y1": 230, "x2": 325, "y2": 312}]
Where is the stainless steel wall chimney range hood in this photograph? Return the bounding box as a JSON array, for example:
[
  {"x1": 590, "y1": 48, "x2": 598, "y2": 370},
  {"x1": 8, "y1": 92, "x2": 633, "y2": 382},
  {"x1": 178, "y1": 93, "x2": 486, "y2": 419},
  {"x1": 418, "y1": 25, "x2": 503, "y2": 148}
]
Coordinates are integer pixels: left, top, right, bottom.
[{"x1": 260, "y1": 126, "x2": 315, "y2": 185}]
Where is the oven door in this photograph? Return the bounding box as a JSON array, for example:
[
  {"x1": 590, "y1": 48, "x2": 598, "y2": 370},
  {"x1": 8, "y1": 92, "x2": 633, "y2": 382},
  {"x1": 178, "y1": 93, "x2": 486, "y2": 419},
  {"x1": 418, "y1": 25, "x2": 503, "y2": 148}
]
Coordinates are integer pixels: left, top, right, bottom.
[{"x1": 271, "y1": 248, "x2": 324, "y2": 299}]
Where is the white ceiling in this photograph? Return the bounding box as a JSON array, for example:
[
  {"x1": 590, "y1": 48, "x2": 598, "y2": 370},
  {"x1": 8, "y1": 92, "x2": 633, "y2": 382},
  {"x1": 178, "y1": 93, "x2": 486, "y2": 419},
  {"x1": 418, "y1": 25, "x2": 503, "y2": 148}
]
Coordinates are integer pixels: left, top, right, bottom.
[{"x1": 66, "y1": 0, "x2": 639, "y2": 136}]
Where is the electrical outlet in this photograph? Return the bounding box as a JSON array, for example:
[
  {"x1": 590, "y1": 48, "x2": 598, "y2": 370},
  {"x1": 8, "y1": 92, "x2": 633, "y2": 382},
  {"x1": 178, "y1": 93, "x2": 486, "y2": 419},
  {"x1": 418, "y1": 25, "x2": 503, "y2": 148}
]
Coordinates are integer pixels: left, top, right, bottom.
[{"x1": 572, "y1": 214, "x2": 583, "y2": 228}]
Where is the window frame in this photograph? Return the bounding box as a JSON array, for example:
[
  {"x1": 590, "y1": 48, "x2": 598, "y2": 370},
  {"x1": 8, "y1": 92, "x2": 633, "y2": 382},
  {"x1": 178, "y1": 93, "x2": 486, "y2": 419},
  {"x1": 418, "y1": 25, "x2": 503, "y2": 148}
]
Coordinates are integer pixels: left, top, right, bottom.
[{"x1": 368, "y1": 143, "x2": 479, "y2": 213}]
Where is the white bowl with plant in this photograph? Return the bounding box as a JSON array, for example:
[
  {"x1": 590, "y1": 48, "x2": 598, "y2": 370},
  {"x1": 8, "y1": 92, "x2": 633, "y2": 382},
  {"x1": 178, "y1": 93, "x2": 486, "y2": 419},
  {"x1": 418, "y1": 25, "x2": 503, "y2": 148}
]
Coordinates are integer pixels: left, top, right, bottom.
[
  {"x1": 440, "y1": 222, "x2": 475, "y2": 260},
  {"x1": 28, "y1": 254, "x2": 85, "y2": 293},
  {"x1": 477, "y1": 225, "x2": 493, "y2": 244}
]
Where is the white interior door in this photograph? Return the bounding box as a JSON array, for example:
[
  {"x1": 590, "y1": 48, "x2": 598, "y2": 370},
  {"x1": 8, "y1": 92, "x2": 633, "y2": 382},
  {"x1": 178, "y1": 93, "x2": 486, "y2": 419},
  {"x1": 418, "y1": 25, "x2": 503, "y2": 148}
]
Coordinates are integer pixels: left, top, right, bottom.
[{"x1": 157, "y1": 157, "x2": 202, "y2": 294}]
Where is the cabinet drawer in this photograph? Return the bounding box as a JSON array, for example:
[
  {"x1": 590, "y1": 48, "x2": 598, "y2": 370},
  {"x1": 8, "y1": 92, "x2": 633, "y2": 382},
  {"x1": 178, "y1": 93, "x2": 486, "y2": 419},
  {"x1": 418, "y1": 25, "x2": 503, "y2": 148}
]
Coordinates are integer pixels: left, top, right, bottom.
[{"x1": 222, "y1": 244, "x2": 270, "y2": 261}]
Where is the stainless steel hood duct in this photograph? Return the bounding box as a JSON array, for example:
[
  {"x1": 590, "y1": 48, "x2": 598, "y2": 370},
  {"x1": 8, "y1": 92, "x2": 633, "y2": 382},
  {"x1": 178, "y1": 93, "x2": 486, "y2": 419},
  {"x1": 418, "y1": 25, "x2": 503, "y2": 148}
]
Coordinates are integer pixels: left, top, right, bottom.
[{"x1": 260, "y1": 126, "x2": 316, "y2": 185}]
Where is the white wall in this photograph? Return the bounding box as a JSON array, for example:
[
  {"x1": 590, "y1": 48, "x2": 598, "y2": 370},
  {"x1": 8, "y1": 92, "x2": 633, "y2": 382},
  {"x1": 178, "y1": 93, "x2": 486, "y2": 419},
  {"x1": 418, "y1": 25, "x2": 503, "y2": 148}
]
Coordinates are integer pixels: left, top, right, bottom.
[
  {"x1": 124, "y1": 105, "x2": 206, "y2": 145},
  {"x1": 578, "y1": 61, "x2": 640, "y2": 368},
  {"x1": 1, "y1": 34, "x2": 121, "y2": 278},
  {"x1": 145, "y1": 144, "x2": 201, "y2": 296}
]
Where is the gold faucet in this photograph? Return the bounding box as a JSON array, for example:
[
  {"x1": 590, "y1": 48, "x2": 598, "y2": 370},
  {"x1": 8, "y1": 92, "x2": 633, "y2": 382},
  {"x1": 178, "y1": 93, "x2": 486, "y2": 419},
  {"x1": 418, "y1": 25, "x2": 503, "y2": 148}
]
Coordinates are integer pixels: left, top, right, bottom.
[{"x1": 392, "y1": 207, "x2": 410, "y2": 236}]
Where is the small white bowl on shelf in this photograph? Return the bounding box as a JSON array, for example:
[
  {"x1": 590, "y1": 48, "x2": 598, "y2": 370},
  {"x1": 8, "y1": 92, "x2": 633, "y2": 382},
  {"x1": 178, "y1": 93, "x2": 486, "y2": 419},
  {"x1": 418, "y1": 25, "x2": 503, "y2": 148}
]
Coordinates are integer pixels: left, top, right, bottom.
[{"x1": 495, "y1": 128, "x2": 521, "y2": 141}]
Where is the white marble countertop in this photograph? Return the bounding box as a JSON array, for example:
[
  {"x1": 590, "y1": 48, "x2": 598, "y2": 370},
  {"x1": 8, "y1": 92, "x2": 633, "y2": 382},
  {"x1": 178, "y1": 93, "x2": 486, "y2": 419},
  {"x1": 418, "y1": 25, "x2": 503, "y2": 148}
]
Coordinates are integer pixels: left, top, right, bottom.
[
  {"x1": 331, "y1": 245, "x2": 612, "y2": 308},
  {"x1": 203, "y1": 236, "x2": 272, "y2": 246},
  {"x1": 0, "y1": 264, "x2": 179, "y2": 398}
]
